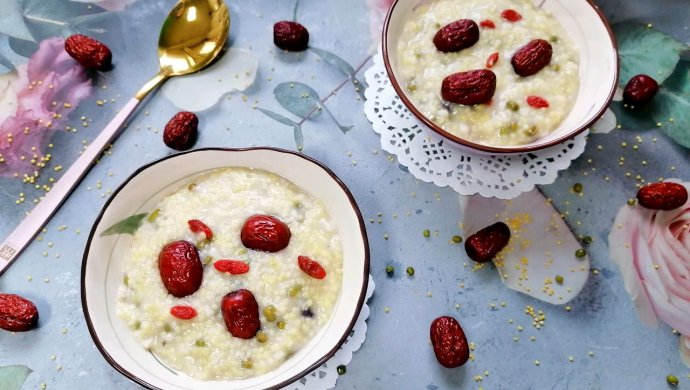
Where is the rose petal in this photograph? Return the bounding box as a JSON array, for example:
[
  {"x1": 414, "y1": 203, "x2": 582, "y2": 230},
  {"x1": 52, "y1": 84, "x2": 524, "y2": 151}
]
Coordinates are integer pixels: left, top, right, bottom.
[
  {"x1": 0, "y1": 37, "x2": 91, "y2": 177},
  {"x1": 161, "y1": 48, "x2": 258, "y2": 112},
  {"x1": 609, "y1": 181, "x2": 690, "y2": 336},
  {"x1": 460, "y1": 190, "x2": 589, "y2": 304},
  {"x1": 609, "y1": 204, "x2": 660, "y2": 328}
]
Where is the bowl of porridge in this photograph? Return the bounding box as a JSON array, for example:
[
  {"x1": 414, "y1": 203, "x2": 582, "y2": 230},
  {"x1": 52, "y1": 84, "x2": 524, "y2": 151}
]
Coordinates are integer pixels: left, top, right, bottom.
[
  {"x1": 383, "y1": 0, "x2": 618, "y2": 153},
  {"x1": 81, "y1": 148, "x2": 369, "y2": 390}
]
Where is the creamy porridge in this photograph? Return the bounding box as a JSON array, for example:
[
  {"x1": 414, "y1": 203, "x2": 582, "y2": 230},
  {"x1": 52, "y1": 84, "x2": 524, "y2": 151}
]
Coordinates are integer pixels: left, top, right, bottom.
[
  {"x1": 397, "y1": 0, "x2": 580, "y2": 146},
  {"x1": 116, "y1": 167, "x2": 343, "y2": 380}
]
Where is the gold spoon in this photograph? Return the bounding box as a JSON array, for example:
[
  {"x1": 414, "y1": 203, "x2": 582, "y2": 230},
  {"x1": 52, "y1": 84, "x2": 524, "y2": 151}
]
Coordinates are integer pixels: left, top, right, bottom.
[{"x1": 0, "y1": 0, "x2": 230, "y2": 275}]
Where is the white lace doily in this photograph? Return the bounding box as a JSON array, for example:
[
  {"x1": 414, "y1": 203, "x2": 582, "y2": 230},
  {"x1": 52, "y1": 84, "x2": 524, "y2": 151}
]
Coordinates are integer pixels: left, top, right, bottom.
[
  {"x1": 289, "y1": 275, "x2": 374, "y2": 389},
  {"x1": 364, "y1": 50, "x2": 588, "y2": 199}
]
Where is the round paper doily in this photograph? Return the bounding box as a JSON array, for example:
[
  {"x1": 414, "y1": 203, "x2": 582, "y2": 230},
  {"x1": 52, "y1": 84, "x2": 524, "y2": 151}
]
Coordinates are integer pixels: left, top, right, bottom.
[
  {"x1": 363, "y1": 49, "x2": 589, "y2": 199},
  {"x1": 290, "y1": 276, "x2": 374, "y2": 389}
]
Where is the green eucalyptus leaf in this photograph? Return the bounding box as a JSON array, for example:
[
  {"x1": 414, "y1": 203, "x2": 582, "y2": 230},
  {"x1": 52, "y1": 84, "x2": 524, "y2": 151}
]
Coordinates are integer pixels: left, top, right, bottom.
[
  {"x1": 8, "y1": 37, "x2": 38, "y2": 58},
  {"x1": 273, "y1": 82, "x2": 322, "y2": 119},
  {"x1": 293, "y1": 124, "x2": 304, "y2": 151},
  {"x1": 608, "y1": 100, "x2": 657, "y2": 131},
  {"x1": 100, "y1": 213, "x2": 148, "y2": 236},
  {"x1": 615, "y1": 22, "x2": 687, "y2": 86},
  {"x1": 0, "y1": 365, "x2": 33, "y2": 390},
  {"x1": 0, "y1": 0, "x2": 34, "y2": 42},
  {"x1": 322, "y1": 104, "x2": 352, "y2": 133},
  {"x1": 18, "y1": 0, "x2": 108, "y2": 41},
  {"x1": 309, "y1": 47, "x2": 366, "y2": 99},
  {"x1": 257, "y1": 107, "x2": 299, "y2": 127},
  {"x1": 310, "y1": 47, "x2": 355, "y2": 76},
  {"x1": 652, "y1": 60, "x2": 690, "y2": 147}
]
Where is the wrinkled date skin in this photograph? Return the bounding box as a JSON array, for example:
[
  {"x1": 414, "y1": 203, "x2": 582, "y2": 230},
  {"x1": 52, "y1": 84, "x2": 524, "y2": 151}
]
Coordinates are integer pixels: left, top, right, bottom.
[
  {"x1": 163, "y1": 111, "x2": 198, "y2": 151},
  {"x1": 241, "y1": 215, "x2": 291, "y2": 252},
  {"x1": 623, "y1": 74, "x2": 659, "y2": 107},
  {"x1": 637, "y1": 182, "x2": 688, "y2": 210},
  {"x1": 441, "y1": 69, "x2": 496, "y2": 105},
  {"x1": 273, "y1": 21, "x2": 310, "y2": 51},
  {"x1": 430, "y1": 316, "x2": 469, "y2": 368},
  {"x1": 465, "y1": 222, "x2": 511, "y2": 263},
  {"x1": 64, "y1": 34, "x2": 112, "y2": 70},
  {"x1": 158, "y1": 240, "x2": 203, "y2": 298},
  {"x1": 433, "y1": 19, "x2": 479, "y2": 53},
  {"x1": 0, "y1": 293, "x2": 39, "y2": 332},
  {"x1": 221, "y1": 289, "x2": 261, "y2": 339},
  {"x1": 511, "y1": 39, "x2": 552, "y2": 77}
]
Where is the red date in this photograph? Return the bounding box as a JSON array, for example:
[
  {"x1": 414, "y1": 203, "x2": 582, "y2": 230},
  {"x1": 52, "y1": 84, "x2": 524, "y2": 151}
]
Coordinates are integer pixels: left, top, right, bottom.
[
  {"x1": 511, "y1": 39, "x2": 552, "y2": 77},
  {"x1": 0, "y1": 293, "x2": 39, "y2": 332},
  {"x1": 637, "y1": 182, "x2": 688, "y2": 210},
  {"x1": 221, "y1": 289, "x2": 260, "y2": 339},
  {"x1": 240, "y1": 215, "x2": 291, "y2": 252},
  {"x1": 430, "y1": 316, "x2": 469, "y2": 368},
  {"x1": 465, "y1": 222, "x2": 511, "y2": 263},
  {"x1": 158, "y1": 240, "x2": 203, "y2": 298},
  {"x1": 441, "y1": 69, "x2": 496, "y2": 105},
  {"x1": 623, "y1": 74, "x2": 659, "y2": 107},
  {"x1": 433, "y1": 19, "x2": 479, "y2": 53}
]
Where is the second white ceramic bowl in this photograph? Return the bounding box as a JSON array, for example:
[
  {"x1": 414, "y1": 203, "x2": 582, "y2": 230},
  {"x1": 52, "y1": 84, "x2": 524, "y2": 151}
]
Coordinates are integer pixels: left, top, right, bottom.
[{"x1": 383, "y1": 0, "x2": 619, "y2": 154}]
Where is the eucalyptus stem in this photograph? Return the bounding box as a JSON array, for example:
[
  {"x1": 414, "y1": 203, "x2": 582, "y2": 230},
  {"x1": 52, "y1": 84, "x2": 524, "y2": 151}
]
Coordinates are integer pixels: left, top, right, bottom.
[
  {"x1": 298, "y1": 54, "x2": 373, "y2": 126},
  {"x1": 292, "y1": 0, "x2": 300, "y2": 21}
]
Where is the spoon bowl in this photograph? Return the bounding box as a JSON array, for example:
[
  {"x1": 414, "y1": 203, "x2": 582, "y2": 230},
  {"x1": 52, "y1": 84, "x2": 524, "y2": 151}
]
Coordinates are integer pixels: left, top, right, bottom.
[
  {"x1": 136, "y1": 0, "x2": 230, "y2": 98},
  {"x1": 0, "y1": 0, "x2": 230, "y2": 275},
  {"x1": 159, "y1": 0, "x2": 230, "y2": 76}
]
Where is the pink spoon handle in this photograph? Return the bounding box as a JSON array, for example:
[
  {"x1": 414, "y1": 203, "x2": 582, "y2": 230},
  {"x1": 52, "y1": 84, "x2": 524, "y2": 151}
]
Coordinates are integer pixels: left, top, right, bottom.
[{"x1": 0, "y1": 97, "x2": 140, "y2": 276}]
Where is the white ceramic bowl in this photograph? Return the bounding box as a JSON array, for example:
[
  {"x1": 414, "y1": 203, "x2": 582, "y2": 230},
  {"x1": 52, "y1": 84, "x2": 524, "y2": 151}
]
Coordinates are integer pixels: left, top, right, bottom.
[
  {"x1": 81, "y1": 148, "x2": 370, "y2": 390},
  {"x1": 383, "y1": 0, "x2": 619, "y2": 154}
]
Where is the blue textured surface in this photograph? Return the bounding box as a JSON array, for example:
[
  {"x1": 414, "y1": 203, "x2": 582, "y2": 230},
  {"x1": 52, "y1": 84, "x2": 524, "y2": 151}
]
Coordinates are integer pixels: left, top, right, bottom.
[{"x1": 1, "y1": 0, "x2": 690, "y2": 389}]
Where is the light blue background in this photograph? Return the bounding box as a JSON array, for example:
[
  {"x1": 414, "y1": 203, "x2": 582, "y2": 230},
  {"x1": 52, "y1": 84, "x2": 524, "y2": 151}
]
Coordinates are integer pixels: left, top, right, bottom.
[{"x1": 1, "y1": 0, "x2": 690, "y2": 389}]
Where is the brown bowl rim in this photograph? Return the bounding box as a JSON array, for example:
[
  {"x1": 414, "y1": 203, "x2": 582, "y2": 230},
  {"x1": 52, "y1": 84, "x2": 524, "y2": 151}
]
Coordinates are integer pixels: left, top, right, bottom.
[{"x1": 381, "y1": 0, "x2": 620, "y2": 154}]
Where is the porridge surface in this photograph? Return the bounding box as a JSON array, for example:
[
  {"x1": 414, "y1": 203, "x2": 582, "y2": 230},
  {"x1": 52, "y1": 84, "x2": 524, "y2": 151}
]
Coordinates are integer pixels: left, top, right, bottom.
[
  {"x1": 397, "y1": 0, "x2": 580, "y2": 146},
  {"x1": 117, "y1": 167, "x2": 343, "y2": 380}
]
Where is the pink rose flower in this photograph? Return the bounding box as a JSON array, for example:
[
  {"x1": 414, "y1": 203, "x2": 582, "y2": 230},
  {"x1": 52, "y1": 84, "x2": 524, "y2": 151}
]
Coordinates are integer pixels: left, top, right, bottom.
[
  {"x1": 609, "y1": 181, "x2": 690, "y2": 366},
  {"x1": 0, "y1": 37, "x2": 92, "y2": 177},
  {"x1": 367, "y1": 0, "x2": 395, "y2": 52}
]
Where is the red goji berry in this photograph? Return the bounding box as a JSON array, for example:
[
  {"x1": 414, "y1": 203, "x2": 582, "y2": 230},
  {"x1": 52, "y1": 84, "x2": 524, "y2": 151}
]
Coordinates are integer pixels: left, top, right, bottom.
[
  {"x1": 526, "y1": 96, "x2": 550, "y2": 109},
  {"x1": 298, "y1": 256, "x2": 327, "y2": 279},
  {"x1": 170, "y1": 305, "x2": 197, "y2": 320},
  {"x1": 486, "y1": 52, "x2": 499, "y2": 68},
  {"x1": 188, "y1": 219, "x2": 213, "y2": 240},
  {"x1": 214, "y1": 260, "x2": 250, "y2": 275}
]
